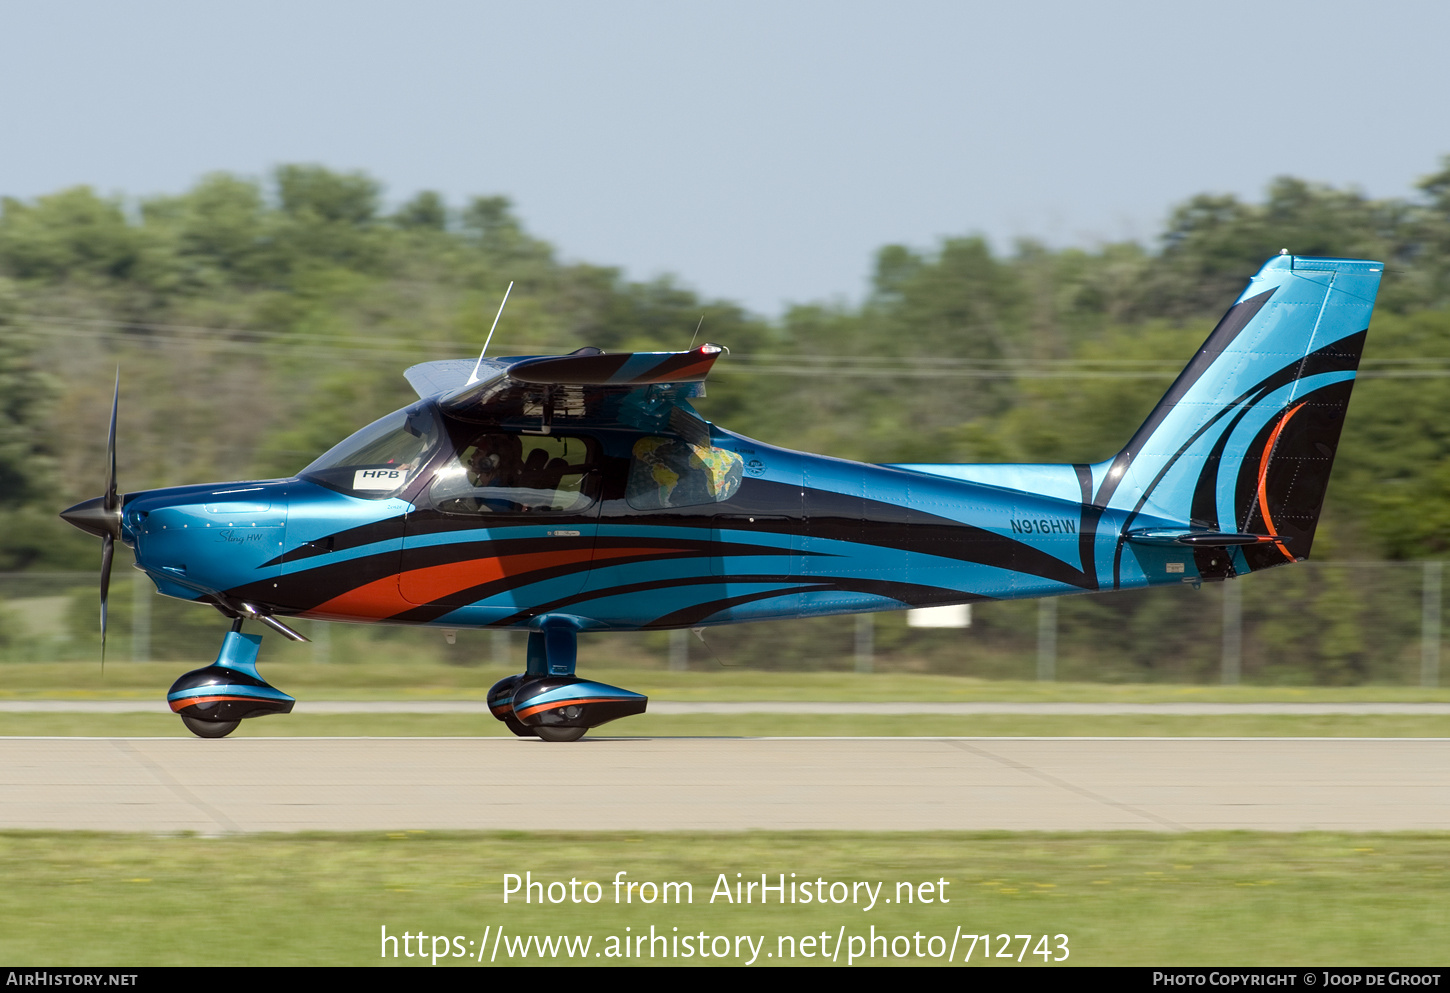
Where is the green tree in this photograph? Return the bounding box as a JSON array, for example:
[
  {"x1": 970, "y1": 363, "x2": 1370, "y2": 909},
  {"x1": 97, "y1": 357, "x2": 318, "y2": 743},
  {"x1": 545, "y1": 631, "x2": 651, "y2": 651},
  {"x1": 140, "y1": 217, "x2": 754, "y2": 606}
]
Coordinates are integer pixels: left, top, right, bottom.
[
  {"x1": 394, "y1": 190, "x2": 448, "y2": 231},
  {"x1": 0, "y1": 187, "x2": 139, "y2": 282}
]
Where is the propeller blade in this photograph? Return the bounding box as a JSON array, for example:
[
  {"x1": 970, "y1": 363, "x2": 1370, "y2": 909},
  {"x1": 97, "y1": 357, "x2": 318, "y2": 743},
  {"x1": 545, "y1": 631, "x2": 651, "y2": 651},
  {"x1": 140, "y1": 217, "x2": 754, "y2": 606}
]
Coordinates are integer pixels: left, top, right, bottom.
[
  {"x1": 104, "y1": 370, "x2": 119, "y2": 513},
  {"x1": 100, "y1": 532, "x2": 114, "y2": 671},
  {"x1": 100, "y1": 371, "x2": 119, "y2": 672}
]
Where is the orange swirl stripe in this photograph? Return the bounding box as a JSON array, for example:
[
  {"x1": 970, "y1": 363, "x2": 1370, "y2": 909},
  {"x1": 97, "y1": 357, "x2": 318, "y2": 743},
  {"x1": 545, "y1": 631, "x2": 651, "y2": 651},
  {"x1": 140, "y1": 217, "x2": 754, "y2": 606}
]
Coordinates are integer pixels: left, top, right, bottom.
[
  {"x1": 1256, "y1": 402, "x2": 1305, "y2": 564},
  {"x1": 169, "y1": 695, "x2": 262, "y2": 712},
  {"x1": 304, "y1": 545, "x2": 687, "y2": 621}
]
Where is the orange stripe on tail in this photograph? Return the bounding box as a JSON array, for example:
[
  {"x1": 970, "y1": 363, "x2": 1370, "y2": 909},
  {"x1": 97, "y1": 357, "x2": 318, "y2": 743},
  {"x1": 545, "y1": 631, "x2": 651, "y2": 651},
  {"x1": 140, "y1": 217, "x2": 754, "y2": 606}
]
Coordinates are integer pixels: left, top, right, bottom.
[{"x1": 1256, "y1": 403, "x2": 1305, "y2": 564}]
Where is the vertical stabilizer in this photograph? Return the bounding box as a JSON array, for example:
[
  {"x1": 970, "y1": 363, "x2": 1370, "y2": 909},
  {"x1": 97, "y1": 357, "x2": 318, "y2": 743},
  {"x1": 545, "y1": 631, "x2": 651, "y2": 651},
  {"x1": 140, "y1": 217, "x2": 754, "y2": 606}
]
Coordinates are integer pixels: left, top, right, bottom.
[{"x1": 1099, "y1": 254, "x2": 1382, "y2": 578}]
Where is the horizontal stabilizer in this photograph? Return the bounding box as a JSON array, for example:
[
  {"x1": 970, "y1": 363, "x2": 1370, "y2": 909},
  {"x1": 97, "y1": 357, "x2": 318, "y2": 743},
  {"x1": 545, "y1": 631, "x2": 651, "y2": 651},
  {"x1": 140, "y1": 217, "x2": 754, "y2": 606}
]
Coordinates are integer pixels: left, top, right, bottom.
[{"x1": 1124, "y1": 529, "x2": 1288, "y2": 548}]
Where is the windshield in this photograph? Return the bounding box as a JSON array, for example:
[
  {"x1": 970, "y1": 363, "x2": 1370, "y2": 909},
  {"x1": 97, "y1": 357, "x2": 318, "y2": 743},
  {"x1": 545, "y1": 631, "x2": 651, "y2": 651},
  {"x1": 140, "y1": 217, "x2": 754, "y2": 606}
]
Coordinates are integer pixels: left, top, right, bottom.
[{"x1": 299, "y1": 402, "x2": 441, "y2": 498}]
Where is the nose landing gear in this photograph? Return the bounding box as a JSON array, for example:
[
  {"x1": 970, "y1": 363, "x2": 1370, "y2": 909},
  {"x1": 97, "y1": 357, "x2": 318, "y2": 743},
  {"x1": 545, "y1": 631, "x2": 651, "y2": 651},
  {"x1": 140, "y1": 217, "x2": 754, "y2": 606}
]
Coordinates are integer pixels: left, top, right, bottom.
[{"x1": 167, "y1": 623, "x2": 295, "y2": 738}]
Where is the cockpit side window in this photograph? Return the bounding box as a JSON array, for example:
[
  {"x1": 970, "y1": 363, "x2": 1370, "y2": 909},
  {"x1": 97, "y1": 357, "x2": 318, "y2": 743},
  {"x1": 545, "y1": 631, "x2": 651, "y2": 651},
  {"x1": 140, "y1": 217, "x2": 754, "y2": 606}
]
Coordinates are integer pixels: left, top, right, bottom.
[
  {"x1": 299, "y1": 404, "x2": 441, "y2": 499},
  {"x1": 431, "y1": 433, "x2": 597, "y2": 515},
  {"x1": 626, "y1": 436, "x2": 744, "y2": 510}
]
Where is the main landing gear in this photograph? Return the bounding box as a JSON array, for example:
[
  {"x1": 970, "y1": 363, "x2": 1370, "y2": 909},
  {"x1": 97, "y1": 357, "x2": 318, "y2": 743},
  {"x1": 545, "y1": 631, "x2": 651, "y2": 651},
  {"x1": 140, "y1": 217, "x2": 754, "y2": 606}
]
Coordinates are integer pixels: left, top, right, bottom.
[
  {"x1": 167, "y1": 619, "x2": 295, "y2": 739},
  {"x1": 167, "y1": 615, "x2": 644, "y2": 742},
  {"x1": 487, "y1": 618, "x2": 647, "y2": 743}
]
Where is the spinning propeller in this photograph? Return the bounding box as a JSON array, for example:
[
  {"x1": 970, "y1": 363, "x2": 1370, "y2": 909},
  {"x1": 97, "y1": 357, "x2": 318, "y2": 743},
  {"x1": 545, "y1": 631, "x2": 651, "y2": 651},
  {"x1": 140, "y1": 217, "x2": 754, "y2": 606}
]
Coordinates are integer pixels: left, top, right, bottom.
[{"x1": 59, "y1": 373, "x2": 124, "y2": 666}]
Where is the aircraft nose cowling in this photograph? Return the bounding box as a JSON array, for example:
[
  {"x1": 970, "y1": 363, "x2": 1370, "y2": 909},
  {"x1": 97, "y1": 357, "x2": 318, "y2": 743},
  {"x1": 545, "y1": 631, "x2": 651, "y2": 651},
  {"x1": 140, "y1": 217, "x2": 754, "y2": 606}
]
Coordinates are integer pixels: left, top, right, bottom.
[
  {"x1": 133, "y1": 490, "x2": 289, "y2": 596},
  {"x1": 60, "y1": 495, "x2": 122, "y2": 540}
]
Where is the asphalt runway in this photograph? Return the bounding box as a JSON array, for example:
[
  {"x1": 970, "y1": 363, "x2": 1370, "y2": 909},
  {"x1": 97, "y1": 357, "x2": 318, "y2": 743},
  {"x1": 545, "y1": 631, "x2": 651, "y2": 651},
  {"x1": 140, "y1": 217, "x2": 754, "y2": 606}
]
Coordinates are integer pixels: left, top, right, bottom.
[
  {"x1": 3, "y1": 736, "x2": 1448, "y2": 833},
  {"x1": 7, "y1": 701, "x2": 1450, "y2": 714}
]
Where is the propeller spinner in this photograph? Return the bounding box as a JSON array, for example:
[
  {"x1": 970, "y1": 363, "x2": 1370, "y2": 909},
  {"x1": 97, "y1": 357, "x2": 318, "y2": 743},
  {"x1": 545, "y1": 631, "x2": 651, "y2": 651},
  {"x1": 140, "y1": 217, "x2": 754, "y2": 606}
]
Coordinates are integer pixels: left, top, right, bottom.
[{"x1": 59, "y1": 373, "x2": 123, "y2": 663}]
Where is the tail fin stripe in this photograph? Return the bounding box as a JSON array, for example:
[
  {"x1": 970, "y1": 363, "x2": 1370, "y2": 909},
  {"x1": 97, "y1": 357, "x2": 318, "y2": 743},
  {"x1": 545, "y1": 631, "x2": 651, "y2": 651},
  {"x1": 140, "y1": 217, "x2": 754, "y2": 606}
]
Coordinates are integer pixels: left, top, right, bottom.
[
  {"x1": 1073, "y1": 463, "x2": 1101, "y2": 589},
  {"x1": 1255, "y1": 402, "x2": 1307, "y2": 563}
]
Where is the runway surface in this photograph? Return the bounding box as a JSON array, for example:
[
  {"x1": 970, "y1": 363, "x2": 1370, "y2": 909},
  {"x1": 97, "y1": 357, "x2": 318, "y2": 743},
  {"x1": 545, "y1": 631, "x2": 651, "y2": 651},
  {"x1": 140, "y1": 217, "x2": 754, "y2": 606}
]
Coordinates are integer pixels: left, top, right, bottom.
[
  {"x1": 3, "y1": 736, "x2": 1448, "y2": 833},
  {"x1": 7, "y1": 700, "x2": 1450, "y2": 714}
]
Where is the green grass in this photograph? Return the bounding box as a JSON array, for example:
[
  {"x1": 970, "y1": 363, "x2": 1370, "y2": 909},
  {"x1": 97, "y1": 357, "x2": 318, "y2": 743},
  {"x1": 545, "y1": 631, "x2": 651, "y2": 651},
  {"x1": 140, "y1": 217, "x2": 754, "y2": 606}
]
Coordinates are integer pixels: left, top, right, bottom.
[
  {"x1": 4, "y1": 661, "x2": 1450, "y2": 702},
  {"x1": 2, "y1": 830, "x2": 1447, "y2": 966},
  {"x1": 2, "y1": 712, "x2": 1448, "y2": 738}
]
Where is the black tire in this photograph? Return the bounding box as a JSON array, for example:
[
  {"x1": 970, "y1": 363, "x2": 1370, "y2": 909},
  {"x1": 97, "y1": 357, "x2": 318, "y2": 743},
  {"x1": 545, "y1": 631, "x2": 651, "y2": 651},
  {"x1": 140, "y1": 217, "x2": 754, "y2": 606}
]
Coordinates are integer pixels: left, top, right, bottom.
[
  {"x1": 534, "y1": 725, "x2": 587, "y2": 743},
  {"x1": 504, "y1": 716, "x2": 537, "y2": 738},
  {"x1": 181, "y1": 714, "x2": 240, "y2": 739}
]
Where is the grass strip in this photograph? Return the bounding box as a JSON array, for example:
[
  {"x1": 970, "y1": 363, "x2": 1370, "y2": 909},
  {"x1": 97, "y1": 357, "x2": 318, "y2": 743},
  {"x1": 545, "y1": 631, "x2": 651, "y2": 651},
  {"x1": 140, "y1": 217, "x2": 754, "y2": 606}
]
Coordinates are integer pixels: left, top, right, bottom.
[
  {"x1": 4, "y1": 662, "x2": 1450, "y2": 703},
  {"x1": 2, "y1": 830, "x2": 1446, "y2": 966}
]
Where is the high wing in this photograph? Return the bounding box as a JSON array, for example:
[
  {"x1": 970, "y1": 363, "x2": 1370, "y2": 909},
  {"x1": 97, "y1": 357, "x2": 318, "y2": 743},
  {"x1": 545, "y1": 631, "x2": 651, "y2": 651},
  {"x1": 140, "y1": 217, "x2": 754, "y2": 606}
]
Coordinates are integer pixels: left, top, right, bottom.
[{"x1": 404, "y1": 343, "x2": 725, "y2": 444}]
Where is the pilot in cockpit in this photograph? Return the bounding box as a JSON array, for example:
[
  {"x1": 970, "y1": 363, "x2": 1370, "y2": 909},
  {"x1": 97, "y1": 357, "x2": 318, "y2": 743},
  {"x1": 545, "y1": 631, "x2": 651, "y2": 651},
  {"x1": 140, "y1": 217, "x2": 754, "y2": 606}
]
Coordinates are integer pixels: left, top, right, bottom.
[{"x1": 466, "y1": 433, "x2": 523, "y2": 490}]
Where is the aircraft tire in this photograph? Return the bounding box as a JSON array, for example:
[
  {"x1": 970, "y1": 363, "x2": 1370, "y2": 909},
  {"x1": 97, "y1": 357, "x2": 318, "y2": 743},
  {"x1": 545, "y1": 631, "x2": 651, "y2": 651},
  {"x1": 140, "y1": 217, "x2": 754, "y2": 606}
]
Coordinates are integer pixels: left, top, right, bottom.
[
  {"x1": 504, "y1": 716, "x2": 537, "y2": 738},
  {"x1": 180, "y1": 715, "x2": 241, "y2": 739},
  {"x1": 533, "y1": 725, "x2": 587, "y2": 743}
]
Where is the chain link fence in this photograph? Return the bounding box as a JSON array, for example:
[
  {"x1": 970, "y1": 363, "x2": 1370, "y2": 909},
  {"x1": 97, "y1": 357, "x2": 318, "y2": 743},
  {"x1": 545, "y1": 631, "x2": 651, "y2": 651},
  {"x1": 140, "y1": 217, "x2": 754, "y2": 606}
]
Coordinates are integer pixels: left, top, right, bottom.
[{"x1": 0, "y1": 563, "x2": 1441, "y2": 685}]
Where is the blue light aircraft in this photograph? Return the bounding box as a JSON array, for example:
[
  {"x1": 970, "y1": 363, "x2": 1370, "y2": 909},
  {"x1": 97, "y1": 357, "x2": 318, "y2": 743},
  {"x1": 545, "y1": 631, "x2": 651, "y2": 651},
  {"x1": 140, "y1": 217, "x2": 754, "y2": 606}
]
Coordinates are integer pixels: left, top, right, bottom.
[{"x1": 60, "y1": 254, "x2": 1383, "y2": 740}]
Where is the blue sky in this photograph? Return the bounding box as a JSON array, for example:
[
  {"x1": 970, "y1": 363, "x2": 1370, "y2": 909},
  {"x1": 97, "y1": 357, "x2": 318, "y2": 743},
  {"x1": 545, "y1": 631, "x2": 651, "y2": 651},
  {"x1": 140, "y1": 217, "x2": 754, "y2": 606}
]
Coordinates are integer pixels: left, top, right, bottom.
[{"x1": 3, "y1": 0, "x2": 1446, "y2": 315}]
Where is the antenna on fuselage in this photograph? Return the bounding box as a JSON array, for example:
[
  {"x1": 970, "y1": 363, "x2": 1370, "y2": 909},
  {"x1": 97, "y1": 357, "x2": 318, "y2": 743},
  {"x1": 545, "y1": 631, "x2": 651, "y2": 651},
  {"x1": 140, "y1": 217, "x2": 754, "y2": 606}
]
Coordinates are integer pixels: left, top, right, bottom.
[{"x1": 467, "y1": 280, "x2": 515, "y2": 385}]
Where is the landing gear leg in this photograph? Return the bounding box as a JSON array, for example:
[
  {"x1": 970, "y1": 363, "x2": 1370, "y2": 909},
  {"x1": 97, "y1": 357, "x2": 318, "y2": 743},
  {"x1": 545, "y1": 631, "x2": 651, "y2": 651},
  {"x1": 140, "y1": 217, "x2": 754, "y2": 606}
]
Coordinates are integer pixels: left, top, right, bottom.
[
  {"x1": 487, "y1": 617, "x2": 648, "y2": 742},
  {"x1": 168, "y1": 621, "x2": 296, "y2": 739}
]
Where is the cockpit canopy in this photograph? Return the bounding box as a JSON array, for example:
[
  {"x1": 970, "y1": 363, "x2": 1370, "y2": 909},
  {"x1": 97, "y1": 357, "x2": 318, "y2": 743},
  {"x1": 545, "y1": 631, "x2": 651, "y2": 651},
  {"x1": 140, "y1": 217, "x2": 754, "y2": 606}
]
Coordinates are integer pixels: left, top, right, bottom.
[
  {"x1": 299, "y1": 399, "x2": 744, "y2": 512},
  {"x1": 297, "y1": 402, "x2": 598, "y2": 511}
]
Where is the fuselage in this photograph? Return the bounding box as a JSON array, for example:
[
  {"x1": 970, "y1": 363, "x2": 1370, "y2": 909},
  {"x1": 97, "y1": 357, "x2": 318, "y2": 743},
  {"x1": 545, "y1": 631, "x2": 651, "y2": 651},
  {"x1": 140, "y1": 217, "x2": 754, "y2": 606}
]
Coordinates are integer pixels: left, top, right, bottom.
[{"x1": 118, "y1": 398, "x2": 1206, "y2": 633}]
